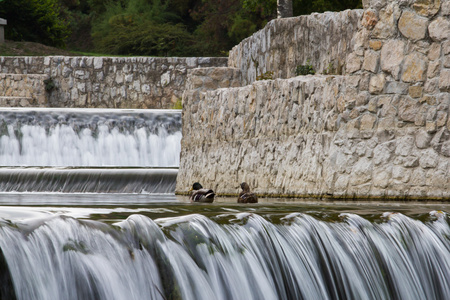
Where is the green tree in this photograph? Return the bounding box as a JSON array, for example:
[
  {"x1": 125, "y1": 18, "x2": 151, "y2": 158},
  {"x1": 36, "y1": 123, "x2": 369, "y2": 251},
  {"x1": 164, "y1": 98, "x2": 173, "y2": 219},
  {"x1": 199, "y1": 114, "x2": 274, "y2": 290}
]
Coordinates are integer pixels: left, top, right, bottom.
[
  {"x1": 0, "y1": 0, "x2": 70, "y2": 47},
  {"x1": 91, "y1": 0, "x2": 195, "y2": 56}
]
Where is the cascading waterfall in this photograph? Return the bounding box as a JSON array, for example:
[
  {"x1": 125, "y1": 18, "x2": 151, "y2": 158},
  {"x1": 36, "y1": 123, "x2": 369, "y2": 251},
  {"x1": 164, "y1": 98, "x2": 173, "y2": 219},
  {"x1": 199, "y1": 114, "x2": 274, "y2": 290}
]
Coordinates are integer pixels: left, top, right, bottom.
[
  {"x1": 0, "y1": 211, "x2": 448, "y2": 300},
  {"x1": 0, "y1": 108, "x2": 181, "y2": 167},
  {"x1": 0, "y1": 108, "x2": 181, "y2": 193}
]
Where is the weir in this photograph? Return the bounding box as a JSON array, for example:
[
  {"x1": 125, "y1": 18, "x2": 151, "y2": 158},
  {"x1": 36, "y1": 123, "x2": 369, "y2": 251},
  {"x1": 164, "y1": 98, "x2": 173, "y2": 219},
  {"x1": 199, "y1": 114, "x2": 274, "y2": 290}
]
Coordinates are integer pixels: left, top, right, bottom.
[
  {"x1": 0, "y1": 208, "x2": 448, "y2": 300},
  {"x1": 0, "y1": 108, "x2": 181, "y2": 193}
]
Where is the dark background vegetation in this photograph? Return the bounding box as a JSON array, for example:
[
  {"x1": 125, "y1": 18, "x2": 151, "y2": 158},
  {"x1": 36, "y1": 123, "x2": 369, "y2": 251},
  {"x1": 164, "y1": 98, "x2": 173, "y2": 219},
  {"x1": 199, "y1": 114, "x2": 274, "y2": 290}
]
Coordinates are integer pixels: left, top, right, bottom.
[{"x1": 0, "y1": 0, "x2": 362, "y2": 56}]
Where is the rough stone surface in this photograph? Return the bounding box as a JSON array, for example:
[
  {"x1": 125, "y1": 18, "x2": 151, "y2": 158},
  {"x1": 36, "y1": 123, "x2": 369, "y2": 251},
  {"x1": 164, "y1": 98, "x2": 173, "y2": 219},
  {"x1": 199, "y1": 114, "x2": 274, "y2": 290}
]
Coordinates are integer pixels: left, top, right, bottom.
[
  {"x1": 413, "y1": 0, "x2": 441, "y2": 17},
  {"x1": 0, "y1": 73, "x2": 48, "y2": 105},
  {"x1": 369, "y1": 73, "x2": 386, "y2": 94},
  {"x1": 228, "y1": 10, "x2": 363, "y2": 85},
  {"x1": 429, "y1": 17, "x2": 450, "y2": 41},
  {"x1": 440, "y1": 69, "x2": 450, "y2": 91},
  {"x1": 178, "y1": 75, "x2": 450, "y2": 199},
  {"x1": 380, "y1": 40, "x2": 405, "y2": 79},
  {"x1": 0, "y1": 56, "x2": 227, "y2": 108},
  {"x1": 398, "y1": 10, "x2": 428, "y2": 40},
  {"x1": 177, "y1": 0, "x2": 450, "y2": 200},
  {"x1": 401, "y1": 52, "x2": 428, "y2": 83}
]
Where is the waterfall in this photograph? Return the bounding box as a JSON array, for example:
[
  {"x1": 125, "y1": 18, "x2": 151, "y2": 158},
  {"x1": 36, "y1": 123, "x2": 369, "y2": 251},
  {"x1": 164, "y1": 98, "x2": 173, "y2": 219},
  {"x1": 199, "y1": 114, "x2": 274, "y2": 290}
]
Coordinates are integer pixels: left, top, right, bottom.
[
  {"x1": 0, "y1": 108, "x2": 181, "y2": 193},
  {"x1": 0, "y1": 211, "x2": 448, "y2": 300},
  {"x1": 0, "y1": 108, "x2": 181, "y2": 167}
]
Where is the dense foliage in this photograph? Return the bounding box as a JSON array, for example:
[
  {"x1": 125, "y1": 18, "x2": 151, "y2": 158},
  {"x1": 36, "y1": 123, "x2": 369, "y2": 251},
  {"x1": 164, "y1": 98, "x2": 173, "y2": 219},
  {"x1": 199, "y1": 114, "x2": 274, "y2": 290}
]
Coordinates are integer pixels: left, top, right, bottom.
[
  {"x1": 0, "y1": 0, "x2": 362, "y2": 55},
  {"x1": 0, "y1": 0, "x2": 69, "y2": 47}
]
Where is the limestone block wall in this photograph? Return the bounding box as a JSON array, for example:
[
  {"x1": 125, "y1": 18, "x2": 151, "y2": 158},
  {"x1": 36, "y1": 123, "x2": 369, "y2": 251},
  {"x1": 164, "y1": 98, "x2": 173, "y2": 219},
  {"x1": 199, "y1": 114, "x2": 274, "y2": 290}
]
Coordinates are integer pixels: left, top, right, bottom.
[
  {"x1": 228, "y1": 10, "x2": 363, "y2": 85},
  {"x1": 0, "y1": 56, "x2": 227, "y2": 108},
  {"x1": 177, "y1": 74, "x2": 450, "y2": 199},
  {"x1": 177, "y1": 0, "x2": 450, "y2": 200},
  {"x1": 0, "y1": 73, "x2": 48, "y2": 106}
]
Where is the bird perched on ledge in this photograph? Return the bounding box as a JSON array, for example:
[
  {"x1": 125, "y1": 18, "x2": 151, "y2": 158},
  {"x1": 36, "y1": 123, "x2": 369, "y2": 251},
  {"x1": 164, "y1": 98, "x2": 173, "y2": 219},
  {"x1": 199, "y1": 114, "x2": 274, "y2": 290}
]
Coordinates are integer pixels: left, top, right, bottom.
[
  {"x1": 189, "y1": 182, "x2": 215, "y2": 203},
  {"x1": 238, "y1": 182, "x2": 258, "y2": 203}
]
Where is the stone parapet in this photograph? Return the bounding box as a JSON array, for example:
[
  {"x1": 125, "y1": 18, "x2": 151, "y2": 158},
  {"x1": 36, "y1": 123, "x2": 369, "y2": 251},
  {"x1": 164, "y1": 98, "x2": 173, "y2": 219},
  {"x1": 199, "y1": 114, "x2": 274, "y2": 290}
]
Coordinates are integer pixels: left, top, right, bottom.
[
  {"x1": 0, "y1": 56, "x2": 228, "y2": 108},
  {"x1": 177, "y1": 75, "x2": 450, "y2": 199},
  {"x1": 228, "y1": 10, "x2": 363, "y2": 85}
]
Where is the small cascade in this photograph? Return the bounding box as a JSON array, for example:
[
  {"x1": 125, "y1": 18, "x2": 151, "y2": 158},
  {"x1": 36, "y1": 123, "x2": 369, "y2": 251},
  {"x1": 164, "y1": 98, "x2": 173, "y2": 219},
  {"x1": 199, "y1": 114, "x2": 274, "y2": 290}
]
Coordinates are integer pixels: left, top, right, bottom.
[
  {"x1": 0, "y1": 108, "x2": 181, "y2": 167},
  {"x1": 0, "y1": 108, "x2": 181, "y2": 193},
  {"x1": 0, "y1": 211, "x2": 448, "y2": 300},
  {"x1": 0, "y1": 167, "x2": 177, "y2": 193}
]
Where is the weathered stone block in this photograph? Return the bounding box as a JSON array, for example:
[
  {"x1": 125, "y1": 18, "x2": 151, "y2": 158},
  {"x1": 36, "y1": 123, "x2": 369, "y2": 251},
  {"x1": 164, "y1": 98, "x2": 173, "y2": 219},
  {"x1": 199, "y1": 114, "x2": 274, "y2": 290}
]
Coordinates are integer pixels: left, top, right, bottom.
[
  {"x1": 429, "y1": 17, "x2": 450, "y2": 42},
  {"x1": 415, "y1": 129, "x2": 432, "y2": 148},
  {"x1": 350, "y1": 158, "x2": 373, "y2": 185},
  {"x1": 419, "y1": 148, "x2": 439, "y2": 168},
  {"x1": 373, "y1": 168, "x2": 391, "y2": 188},
  {"x1": 398, "y1": 96, "x2": 420, "y2": 122},
  {"x1": 381, "y1": 40, "x2": 405, "y2": 79},
  {"x1": 346, "y1": 53, "x2": 362, "y2": 74},
  {"x1": 413, "y1": 0, "x2": 441, "y2": 17},
  {"x1": 439, "y1": 69, "x2": 450, "y2": 92},
  {"x1": 445, "y1": 55, "x2": 450, "y2": 68},
  {"x1": 385, "y1": 81, "x2": 409, "y2": 94},
  {"x1": 362, "y1": 9, "x2": 379, "y2": 29},
  {"x1": 427, "y1": 60, "x2": 441, "y2": 78},
  {"x1": 363, "y1": 50, "x2": 380, "y2": 73},
  {"x1": 360, "y1": 114, "x2": 377, "y2": 138},
  {"x1": 369, "y1": 73, "x2": 386, "y2": 94},
  {"x1": 372, "y1": 3, "x2": 401, "y2": 38},
  {"x1": 437, "y1": 111, "x2": 448, "y2": 127},
  {"x1": 443, "y1": 1, "x2": 450, "y2": 15},
  {"x1": 398, "y1": 11, "x2": 428, "y2": 41},
  {"x1": 408, "y1": 86, "x2": 423, "y2": 98},
  {"x1": 402, "y1": 52, "x2": 427, "y2": 83},
  {"x1": 428, "y1": 43, "x2": 442, "y2": 60},
  {"x1": 392, "y1": 166, "x2": 411, "y2": 183},
  {"x1": 369, "y1": 40, "x2": 383, "y2": 51}
]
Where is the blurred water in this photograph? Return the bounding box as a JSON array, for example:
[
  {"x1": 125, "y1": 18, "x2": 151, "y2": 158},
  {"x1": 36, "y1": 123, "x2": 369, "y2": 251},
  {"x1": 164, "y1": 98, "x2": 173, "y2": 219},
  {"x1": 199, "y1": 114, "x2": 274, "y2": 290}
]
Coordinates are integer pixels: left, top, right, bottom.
[
  {"x1": 0, "y1": 108, "x2": 181, "y2": 167},
  {"x1": 0, "y1": 108, "x2": 181, "y2": 193},
  {"x1": 0, "y1": 201, "x2": 448, "y2": 300}
]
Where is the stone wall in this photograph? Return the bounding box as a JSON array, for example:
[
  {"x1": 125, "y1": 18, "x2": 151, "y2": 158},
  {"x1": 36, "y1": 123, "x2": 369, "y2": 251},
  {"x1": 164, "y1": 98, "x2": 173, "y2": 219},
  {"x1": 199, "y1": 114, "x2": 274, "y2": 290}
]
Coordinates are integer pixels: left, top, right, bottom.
[
  {"x1": 0, "y1": 73, "x2": 48, "y2": 106},
  {"x1": 228, "y1": 10, "x2": 363, "y2": 85},
  {"x1": 0, "y1": 56, "x2": 227, "y2": 108},
  {"x1": 177, "y1": 0, "x2": 450, "y2": 200}
]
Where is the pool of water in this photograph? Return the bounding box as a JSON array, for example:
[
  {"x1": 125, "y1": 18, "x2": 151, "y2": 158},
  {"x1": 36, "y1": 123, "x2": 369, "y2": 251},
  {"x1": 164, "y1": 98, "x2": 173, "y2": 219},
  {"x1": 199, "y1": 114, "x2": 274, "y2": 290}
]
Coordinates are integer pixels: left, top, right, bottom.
[{"x1": 1, "y1": 193, "x2": 448, "y2": 223}]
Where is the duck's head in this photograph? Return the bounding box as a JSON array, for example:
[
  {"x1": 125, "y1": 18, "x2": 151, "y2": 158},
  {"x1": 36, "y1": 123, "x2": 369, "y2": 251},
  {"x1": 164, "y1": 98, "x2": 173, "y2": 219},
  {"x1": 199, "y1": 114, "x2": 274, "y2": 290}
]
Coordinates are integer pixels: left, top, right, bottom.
[
  {"x1": 190, "y1": 182, "x2": 203, "y2": 191},
  {"x1": 240, "y1": 182, "x2": 250, "y2": 192}
]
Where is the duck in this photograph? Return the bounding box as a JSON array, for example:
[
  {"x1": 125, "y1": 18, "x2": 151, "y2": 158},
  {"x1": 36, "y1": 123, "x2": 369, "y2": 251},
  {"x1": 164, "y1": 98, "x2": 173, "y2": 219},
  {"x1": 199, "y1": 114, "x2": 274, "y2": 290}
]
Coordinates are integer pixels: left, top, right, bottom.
[
  {"x1": 189, "y1": 182, "x2": 215, "y2": 203},
  {"x1": 238, "y1": 182, "x2": 258, "y2": 203}
]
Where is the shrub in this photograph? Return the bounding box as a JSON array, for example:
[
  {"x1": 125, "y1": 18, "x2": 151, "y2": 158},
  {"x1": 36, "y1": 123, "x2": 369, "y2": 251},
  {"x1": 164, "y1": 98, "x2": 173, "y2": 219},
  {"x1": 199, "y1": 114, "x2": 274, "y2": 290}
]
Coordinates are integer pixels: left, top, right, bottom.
[{"x1": 295, "y1": 60, "x2": 315, "y2": 76}]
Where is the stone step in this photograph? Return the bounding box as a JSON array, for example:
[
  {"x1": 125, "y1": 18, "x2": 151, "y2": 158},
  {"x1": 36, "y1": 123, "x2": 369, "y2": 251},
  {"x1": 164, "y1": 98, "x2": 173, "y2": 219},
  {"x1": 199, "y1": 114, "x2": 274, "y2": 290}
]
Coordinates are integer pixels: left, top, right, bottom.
[{"x1": 0, "y1": 73, "x2": 48, "y2": 106}]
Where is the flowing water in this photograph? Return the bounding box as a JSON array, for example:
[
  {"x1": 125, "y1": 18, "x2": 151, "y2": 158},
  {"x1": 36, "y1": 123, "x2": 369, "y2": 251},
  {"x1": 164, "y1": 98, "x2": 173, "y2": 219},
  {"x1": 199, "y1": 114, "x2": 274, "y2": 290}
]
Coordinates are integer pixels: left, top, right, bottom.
[
  {"x1": 0, "y1": 108, "x2": 180, "y2": 193},
  {"x1": 0, "y1": 108, "x2": 449, "y2": 300},
  {"x1": 0, "y1": 200, "x2": 448, "y2": 300}
]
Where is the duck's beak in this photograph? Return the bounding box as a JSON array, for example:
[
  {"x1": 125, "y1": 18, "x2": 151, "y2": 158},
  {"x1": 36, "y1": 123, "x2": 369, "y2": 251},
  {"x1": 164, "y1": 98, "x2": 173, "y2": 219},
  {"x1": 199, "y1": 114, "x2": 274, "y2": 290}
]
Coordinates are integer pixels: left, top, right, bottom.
[{"x1": 188, "y1": 187, "x2": 193, "y2": 192}]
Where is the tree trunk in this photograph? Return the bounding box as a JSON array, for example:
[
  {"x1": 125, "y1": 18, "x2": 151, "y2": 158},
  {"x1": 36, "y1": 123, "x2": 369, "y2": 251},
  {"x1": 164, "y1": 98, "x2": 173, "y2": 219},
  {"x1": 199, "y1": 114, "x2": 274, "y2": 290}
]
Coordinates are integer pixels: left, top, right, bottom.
[{"x1": 277, "y1": 0, "x2": 293, "y2": 18}]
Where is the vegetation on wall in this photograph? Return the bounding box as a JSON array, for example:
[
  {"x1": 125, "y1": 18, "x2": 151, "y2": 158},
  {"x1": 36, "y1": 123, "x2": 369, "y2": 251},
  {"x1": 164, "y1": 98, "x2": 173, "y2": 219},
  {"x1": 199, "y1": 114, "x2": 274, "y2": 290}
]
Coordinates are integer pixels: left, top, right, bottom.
[{"x1": 0, "y1": 0, "x2": 362, "y2": 56}]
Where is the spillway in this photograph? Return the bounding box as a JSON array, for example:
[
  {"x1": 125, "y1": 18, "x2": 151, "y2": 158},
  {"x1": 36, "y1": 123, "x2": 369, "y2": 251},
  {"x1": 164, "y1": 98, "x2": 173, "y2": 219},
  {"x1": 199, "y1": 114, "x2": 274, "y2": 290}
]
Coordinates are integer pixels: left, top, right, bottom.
[{"x1": 0, "y1": 108, "x2": 181, "y2": 193}]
